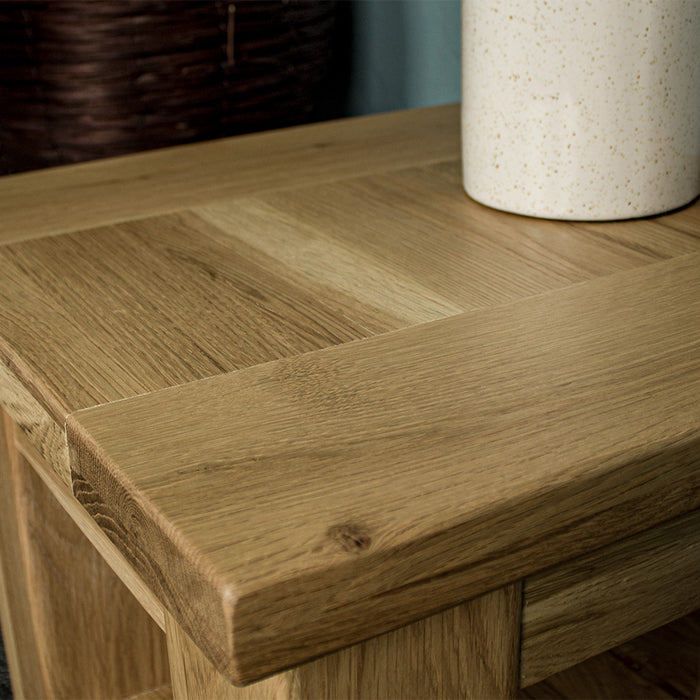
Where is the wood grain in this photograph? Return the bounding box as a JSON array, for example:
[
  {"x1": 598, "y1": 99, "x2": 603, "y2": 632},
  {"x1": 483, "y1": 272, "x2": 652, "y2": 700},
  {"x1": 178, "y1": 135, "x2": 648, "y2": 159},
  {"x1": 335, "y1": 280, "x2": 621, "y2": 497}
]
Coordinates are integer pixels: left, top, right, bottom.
[
  {"x1": 0, "y1": 104, "x2": 460, "y2": 244},
  {"x1": 167, "y1": 584, "x2": 521, "y2": 699},
  {"x1": 0, "y1": 409, "x2": 48, "y2": 699},
  {"x1": 17, "y1": 452, "x2": 170, "y2": 698},
  {"x1": 68, "y1": 253, "x2": 700, "y2": 684},
  {"x1": 519, "y1": 650, "x2": 678, "y2": 699},
  {"x1": 195, "y1": 160, "x2": 700, "y2": 322},
  {"x1": 1, "y1": 159, "x2": 698, "y2": 437},
  {"x1": 520, "y1": 508, "x2": 700, "y2": 687},
  {"x1": 518, "y1": 610, "x2": 700, "y2": 699},
  {"x1": 0, "y1": 356, "x2": 70, "y2": 484},
  {"x1": 14, "y1": 427, "x2": 166, "y2": 631},
  {"x1": 0, "y1": 212, "x2": 402, "y2": 425},
  {"x1": 1, "y1": 103, "x2": 699, "y2": 698},
  {"x1": 168, "y1": 598, "x2": 700, "y2": 700},
  {"x1": 0, "y1": 410, "x2": 170, "y2": 698}
]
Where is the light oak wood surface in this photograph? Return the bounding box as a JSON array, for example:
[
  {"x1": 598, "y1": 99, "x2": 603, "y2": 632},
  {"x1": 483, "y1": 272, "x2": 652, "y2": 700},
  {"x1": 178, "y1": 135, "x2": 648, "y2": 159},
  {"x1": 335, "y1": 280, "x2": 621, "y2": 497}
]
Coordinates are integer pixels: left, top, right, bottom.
[
  {"x1": 166, "y1": 585, "x2": 521, "y2": 700},
  {"x1": 0, "y1": 104, "x2": 460, "y2": 244},
  {"x1": 0, "y1": 156, "x2": 698, "y2": 437},
  {"x1": 0, "y1": 410, "x2": 170, "y2": 699},
  {"x1": 0, "y1": 357, "x2": 70, "y2": 484},
  {"x1": 120, "y1": 611, "x2": 700, "y2": 700},
  {"x1": 0, "y1": 410, "x2": 47, "y2": 699},
  {"x1": 1, "y1": 104, "x2": 699, "y2": 697},
  {"x1": 194, "y1": 161, "x2": 700, "y2": 320},
  {"x1": 0, "y1": 211, "x2": 401, "y2": 426},
  {"x1": 67, "y1": 252, "x2": 700, "y2": 683},
  {"x1": 520, "y1": 508, "x2": 700, "y2": 687},
  {"x1": 14, "y1": 427, "x2": 166, "y2": 631}
]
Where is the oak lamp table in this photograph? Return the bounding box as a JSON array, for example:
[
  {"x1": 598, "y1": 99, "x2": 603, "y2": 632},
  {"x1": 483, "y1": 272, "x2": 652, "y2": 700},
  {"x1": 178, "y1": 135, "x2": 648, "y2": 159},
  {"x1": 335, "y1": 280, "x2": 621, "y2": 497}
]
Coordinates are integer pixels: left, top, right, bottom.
[{"x1": 0, "y1": 104, "x2": 698, "y2": 700}]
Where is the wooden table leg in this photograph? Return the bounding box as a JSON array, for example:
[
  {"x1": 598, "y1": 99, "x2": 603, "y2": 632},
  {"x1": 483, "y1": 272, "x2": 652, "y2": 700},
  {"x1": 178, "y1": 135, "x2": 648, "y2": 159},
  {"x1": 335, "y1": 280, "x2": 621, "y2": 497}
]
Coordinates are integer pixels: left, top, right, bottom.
[
  {"x1": 166, "y1": 582, "x2": 522, "y2": 700},
  {"x1": 0, "y1": 409, "x2": 170, "y2": 699}
]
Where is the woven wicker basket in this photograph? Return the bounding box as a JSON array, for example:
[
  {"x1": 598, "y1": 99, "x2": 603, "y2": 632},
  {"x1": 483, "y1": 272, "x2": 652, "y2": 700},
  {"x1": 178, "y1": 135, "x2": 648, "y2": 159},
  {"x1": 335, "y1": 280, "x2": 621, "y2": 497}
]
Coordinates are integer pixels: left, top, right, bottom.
[{"x1": 0, "y1": 1, "x2": 341, "y2": 173}]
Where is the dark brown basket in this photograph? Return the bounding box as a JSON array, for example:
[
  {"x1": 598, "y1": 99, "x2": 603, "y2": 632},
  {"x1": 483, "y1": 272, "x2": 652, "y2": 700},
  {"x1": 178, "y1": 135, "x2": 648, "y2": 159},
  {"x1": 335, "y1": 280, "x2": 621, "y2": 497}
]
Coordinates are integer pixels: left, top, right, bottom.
[{"x1": 0, "y1": 1, "x2": 341, "y2": 172}]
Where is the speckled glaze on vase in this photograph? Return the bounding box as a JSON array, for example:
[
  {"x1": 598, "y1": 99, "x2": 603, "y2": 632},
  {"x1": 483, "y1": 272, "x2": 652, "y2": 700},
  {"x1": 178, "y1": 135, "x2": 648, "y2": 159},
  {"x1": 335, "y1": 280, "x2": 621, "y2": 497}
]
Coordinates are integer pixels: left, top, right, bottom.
[{"x1": 461, "y1": 0, "x2": 700, "y2": 220}]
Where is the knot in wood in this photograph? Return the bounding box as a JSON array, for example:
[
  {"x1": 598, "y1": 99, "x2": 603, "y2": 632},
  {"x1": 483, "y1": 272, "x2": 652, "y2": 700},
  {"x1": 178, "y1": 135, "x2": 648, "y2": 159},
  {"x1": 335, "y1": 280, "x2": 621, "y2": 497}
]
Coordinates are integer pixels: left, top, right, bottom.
[{"x1": 328, "y1": 523, "x2": 372, "y2": 554}]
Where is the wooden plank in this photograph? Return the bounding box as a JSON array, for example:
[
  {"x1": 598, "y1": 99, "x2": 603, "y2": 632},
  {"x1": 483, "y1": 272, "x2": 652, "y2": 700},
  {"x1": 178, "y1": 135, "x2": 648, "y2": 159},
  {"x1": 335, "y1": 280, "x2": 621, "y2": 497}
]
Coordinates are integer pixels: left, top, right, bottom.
[
  {"x1": 0, "y1": 357, "x2": 70, "y2": 484},
  {"x1": 166, "y1": 584, "x2": 521, "y2": 699},
  {"x1": 518, "y1": 611, "x2": 700, "y2": 698},
  {"x1": 0, "y1": 213, "x2": 403, "y2": 424},
  {"x1": 0, "y1": 409, "x2": 48, "y2": 699},
  {"x1": 520, "y1": 509, "x2": 700, "y2": 687},
  {"x1": 0, "y1": 104, "x2": 698, "y2": 475},
  {"x1": 15, "y1": 451, "x2": 171, "y2": 698},
  {"x1": 195, "y1": 161, "x2": 700, "y2": 321},
  {"x1": 0, "y1": 104, "x2": 460, "y2": 244},
  {"x1": 1, "y1": 163, "x2": 698, "y2": 432},
  {"x1": 68, "y1": 253, "x2": 700, "y2": 684},
  {"x1": 0, "y1": 103, "x2": 696, "y2": 699},
  {"x1": 518, "y1": 651, "x2": 677, "y2": 699},
  {"x1": 0, "y1": 410, "x2": 170, "y2": 698},
  {"x1": 14, "y1": 427, "x2": 166, "y2": 631},
  {"x1": 166, "y1": 615, "x2": 240, "y2": 700}
]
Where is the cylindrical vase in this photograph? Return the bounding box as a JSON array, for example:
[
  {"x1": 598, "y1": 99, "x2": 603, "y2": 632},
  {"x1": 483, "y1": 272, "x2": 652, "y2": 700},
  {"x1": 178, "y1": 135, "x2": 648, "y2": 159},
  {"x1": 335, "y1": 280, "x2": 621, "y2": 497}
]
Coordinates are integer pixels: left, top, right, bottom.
[{"x1": 461, "y1": 0, "x2": 700, "y2": 220}]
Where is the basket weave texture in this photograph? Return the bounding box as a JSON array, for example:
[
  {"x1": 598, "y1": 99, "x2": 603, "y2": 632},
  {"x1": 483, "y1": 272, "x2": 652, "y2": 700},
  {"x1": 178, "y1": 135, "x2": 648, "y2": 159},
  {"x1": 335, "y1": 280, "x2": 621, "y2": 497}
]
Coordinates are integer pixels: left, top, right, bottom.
[{"x1": 0, "y1": 1, "x2": 340, "y2": 172}]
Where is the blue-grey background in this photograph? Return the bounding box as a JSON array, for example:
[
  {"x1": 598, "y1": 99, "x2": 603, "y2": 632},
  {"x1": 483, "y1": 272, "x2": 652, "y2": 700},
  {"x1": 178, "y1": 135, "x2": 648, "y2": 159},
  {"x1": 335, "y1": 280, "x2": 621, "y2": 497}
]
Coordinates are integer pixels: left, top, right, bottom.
[
  {"x1": 0, "y1": 1, "x2": 460, "y2": 696},
  {"x1": 346, "y1": 0, "x2": 461, "y2": 116}
]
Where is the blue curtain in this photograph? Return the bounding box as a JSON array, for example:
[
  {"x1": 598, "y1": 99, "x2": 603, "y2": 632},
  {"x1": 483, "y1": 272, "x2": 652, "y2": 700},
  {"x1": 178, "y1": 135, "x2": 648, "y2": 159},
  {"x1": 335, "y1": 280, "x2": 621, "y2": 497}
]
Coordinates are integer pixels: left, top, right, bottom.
[{"x1": 346, "y1": 0, "x2": 461, "y2": 116}]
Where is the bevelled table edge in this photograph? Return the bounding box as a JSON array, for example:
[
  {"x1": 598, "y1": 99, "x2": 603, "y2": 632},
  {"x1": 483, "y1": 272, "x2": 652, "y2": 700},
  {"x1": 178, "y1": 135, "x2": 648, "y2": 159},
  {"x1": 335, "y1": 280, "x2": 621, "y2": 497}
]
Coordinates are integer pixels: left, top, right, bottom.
[{"x1": 64, "y1": 252, "x2": 700, "y2": 685}]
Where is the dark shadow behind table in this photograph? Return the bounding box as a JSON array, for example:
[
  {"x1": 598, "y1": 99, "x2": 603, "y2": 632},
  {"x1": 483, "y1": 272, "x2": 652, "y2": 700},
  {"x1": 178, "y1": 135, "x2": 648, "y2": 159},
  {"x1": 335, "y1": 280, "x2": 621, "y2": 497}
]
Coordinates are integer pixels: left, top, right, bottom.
[
  {"x1": 0, "y1": 0, "x2": 350, "y2": 174},
  {"x1": 0, "y1": 634, "x2": 10, "y2": 700}
]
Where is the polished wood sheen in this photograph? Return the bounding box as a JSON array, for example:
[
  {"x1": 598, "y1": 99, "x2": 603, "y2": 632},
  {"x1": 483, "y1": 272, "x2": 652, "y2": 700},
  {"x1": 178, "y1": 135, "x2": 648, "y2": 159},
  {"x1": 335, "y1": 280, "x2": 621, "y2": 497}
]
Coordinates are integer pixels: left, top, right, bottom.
[
  {"x1": 1, "y1": 103, "x2": 699, "y2": 698},
  {"x1": 0, "y1": 214, "x2": 398, "y2": 425},
  {"x1": 520, "y1": 508, "x2": 700, "y2": 687},
  {"x1": 166, "y1": 612, "x2": 700, "y2": 700},
  {"x1": 1, "y1": 159, "x2": 699, "y2": 433},
  {"x1": 68, "y1": 252, "x2": 700, "y2": 683},
  {"x1": 166, "y1": 585, "x2": 521, "y2": 699},
  {"x1": 194, "y1": 161, "x2": 700, "y2": 319}
]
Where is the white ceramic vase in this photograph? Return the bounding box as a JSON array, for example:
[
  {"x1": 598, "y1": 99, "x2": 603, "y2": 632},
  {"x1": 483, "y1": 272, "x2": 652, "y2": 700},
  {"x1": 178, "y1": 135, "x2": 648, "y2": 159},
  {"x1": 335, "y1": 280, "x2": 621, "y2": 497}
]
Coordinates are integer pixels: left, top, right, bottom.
[{"x1": 461, "y1": 0, "x2": 700, "y2": 220}]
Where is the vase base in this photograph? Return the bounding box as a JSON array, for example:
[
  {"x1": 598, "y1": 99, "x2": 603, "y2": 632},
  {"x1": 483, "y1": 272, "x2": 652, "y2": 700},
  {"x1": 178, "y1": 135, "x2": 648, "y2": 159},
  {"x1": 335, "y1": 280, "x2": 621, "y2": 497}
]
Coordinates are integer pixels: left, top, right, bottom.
[{"x1": 462, "y1": 187, "x2": 700, "y2": 223}]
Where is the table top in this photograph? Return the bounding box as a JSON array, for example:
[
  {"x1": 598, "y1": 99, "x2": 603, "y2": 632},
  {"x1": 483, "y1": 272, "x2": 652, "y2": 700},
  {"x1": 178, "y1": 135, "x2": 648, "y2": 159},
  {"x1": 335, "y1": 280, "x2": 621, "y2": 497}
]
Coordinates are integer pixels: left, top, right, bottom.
[{"x1": 1, "y1": 104, "x2": 699, "y2": 685}]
